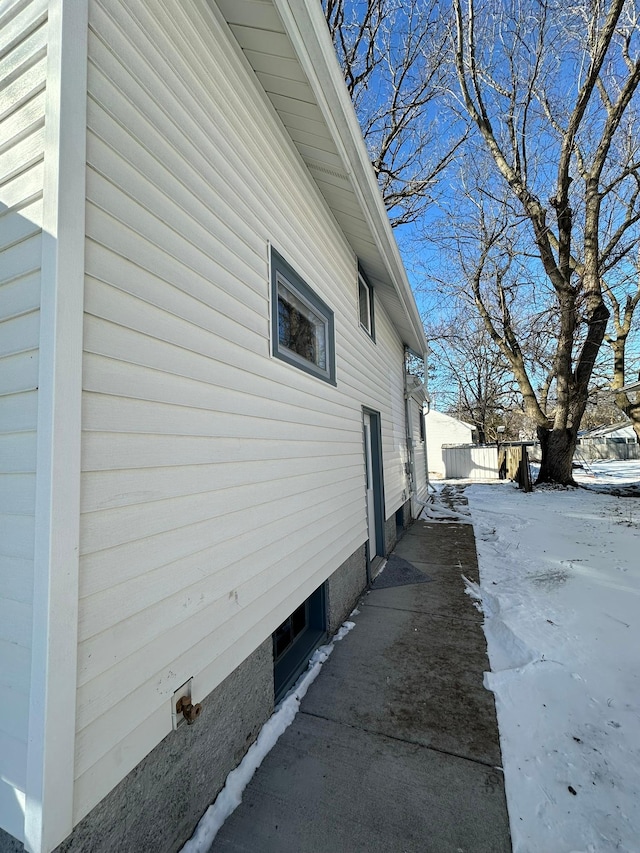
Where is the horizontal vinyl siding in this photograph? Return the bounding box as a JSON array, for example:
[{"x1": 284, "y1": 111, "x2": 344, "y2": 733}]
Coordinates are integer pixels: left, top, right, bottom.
[
  {"x1": 414, "y1": 441, "x2": 428, "y2": 496},
  {"x1": 75, "y1": 0, "x2": 409, "y2": 821},
  {"x1": 0, "y1": 0, "x2": 47, "y2": 842},
  {"x1": 375, "y1": 305, "x2": 410, "y2": 511},
  {"x1": 411, "y1": 399, "x2": 428, "y2": 497}
]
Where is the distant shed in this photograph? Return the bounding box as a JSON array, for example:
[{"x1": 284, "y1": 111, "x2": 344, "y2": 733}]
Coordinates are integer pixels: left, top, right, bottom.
[{"x1": 425, "y1": 410, "x2": 476, "y2": 478}]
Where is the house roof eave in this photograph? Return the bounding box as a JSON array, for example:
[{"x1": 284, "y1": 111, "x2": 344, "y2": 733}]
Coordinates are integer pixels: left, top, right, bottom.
[{"x1": 214, "y1": 0, "x2": 428, "y2": 356}]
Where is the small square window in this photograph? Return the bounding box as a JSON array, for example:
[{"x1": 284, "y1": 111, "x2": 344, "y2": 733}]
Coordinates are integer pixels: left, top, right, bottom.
[
  {"x1": 271, "y1": 248, "x2": 336, "y2": 384},
  {"x1": 358, "y1": 270, "x2": 375, "y2": 339}
]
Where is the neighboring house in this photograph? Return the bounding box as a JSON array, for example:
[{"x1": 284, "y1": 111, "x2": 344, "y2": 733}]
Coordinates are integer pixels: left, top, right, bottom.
[
  {"x1": 579, "y1": 421, "x2": 637, "y2": 441},
  {"x1": 0, "y1": 1, "x2": 429, "y2": 852},
  {"x1": 424, "y1": 410, "x2": 476, "y2": 478},
  {"x1": 577, "y1": 421, "x2": 640, "y2": 461}
]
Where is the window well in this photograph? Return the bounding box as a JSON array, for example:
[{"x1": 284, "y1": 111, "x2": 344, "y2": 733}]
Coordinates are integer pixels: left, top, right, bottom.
[{"x1": 273, "y1": 583, "x2": 327, "y2": 703}]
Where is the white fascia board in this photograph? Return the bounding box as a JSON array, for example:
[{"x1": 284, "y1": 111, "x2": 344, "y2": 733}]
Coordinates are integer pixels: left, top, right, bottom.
[
  {"x1": 25, "y1": 1, "x2": 88, "y2": 851},
  {"x1": 273, "y1": 0, "x2": 428, "y2": 356}
]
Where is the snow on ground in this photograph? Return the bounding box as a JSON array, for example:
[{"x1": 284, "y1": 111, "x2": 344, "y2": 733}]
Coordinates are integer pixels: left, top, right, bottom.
[
  {"x1": 573, "y1": 459, "x2": 640, "y2": 489},
  {"x1": 465, "y1": 463, "x2": 640, "y2": 853}
]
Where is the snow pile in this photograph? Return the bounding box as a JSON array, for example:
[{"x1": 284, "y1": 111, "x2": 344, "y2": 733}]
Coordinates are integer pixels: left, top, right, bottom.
[
  {"x1": 420, "y1": 501, "x2": 465, "y2": 523},
  {"x1": 466, "y1": 472, "x2": 640, "y2": 853},
  {"x1": 180, "y1": 621, "x2": 355, "y2": 853},
  {"x1": 419, "y1": 483, "x2": 473, "y2": 523}
]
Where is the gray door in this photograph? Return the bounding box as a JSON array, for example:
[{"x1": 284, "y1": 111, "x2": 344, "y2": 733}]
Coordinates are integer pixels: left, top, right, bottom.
[{"x1": 363, "y1": 410, "x2": 384, "y2": 562}]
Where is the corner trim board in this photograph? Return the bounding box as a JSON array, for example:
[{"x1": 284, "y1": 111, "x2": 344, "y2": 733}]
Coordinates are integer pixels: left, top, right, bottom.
[{"x1": 25, "y1": 2, "x2": 89, "y2": 851}]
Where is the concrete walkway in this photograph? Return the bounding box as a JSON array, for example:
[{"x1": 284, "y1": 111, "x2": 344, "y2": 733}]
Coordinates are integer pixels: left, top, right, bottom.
[{"x1": 210, "y1": 515, "x2": 511, "y2": 853}]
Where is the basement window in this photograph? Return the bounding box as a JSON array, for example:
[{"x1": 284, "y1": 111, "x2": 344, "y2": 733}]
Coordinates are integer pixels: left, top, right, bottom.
[
  {"x1": 271, "y1": 248, "x2": 336, "y2": 384},
  {"x1": 273, "y1": 584, "x2": 327, "y2": 703},
  {"x1": 358, "y1": 270, "x2": 375, "y2": 339}
]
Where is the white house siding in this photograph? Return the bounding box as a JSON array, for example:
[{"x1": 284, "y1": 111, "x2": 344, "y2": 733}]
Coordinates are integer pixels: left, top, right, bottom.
[
  {"x1": 74, "y1": 0, "x2": 409, "y2": 823},
  {"x1": 411, "y1": 399, "x2": 428, "y2": 498},
  {"x1": 0, "y1": 0, "x2": 47, "y2": 842},
  {"x1": 375, "y1": 305, "x2": 410, "y2": 512}
]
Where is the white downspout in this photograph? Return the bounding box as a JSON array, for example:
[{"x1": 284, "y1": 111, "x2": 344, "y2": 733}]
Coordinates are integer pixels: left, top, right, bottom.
[
  {"x1": 403, "y1": 348, "x2": 419, "y2": 519},
  {"x1": 422, "y1": 351, "x2": 431, "y2": 494}
]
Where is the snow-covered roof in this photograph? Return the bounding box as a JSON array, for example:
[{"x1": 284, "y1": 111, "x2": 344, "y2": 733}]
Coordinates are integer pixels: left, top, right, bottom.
[
  {"x1": 213, "y1": 0, "x2": 428, "y2": 357},
  {"x1": 579, "y1": 420, "x2": 635, "y2": 439},
  {"x1": 426, "y1": 409, "x2": 476, "y2": 432}
]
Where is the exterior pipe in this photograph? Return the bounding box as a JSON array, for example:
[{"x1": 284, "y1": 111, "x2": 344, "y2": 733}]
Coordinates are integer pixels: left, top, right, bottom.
[
  {"x1": 403, "y1": 347, "x2": 419, "y2": 518},
  {"x1": 422, "y1": 351, "x2": 431, "y2": 495}
]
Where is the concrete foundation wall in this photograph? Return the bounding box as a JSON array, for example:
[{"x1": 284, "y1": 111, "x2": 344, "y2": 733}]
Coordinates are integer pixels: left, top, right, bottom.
[
  {"x1": 385, "y1": 515, "x2": 397, "y2": 554},
  {"x1": 0, "y1": 828, "x2": 22, "y2": 853},
  {"x1": 326, "y1": 545, "x2": 367, "y2": 634},
  {"x1": 57, "y1": 638, "x2": 273, "y2": 853},
  {"x1": 2, "y1": 640, "x2": 272, "y2": 853},
  {"x1": 398, "y1": 499, "x2": 412, "y2": 532},
  {"x1": 384, "y1": 499, "x2": 412, "y2": 555}
]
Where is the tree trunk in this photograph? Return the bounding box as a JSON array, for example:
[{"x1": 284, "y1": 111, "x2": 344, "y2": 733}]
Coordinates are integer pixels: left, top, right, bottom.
[
  {"x1": 629, "y1": 412, "x2": 640, "y2": 445},
  {"x1": 536, "y1": 426, "x2": 578, "y2": 485},
  {"x1": 613, "y1": 388, "x2": 640, "y2": 445}
]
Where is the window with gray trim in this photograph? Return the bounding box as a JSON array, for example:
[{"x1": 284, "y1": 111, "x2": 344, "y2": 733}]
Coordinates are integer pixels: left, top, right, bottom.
[
  {"x1": 271, "y1": 248, "x2": 336, "y2": 384},
  {"x1": 358, "y1": 269, "x2": 375, "y2": 339}
]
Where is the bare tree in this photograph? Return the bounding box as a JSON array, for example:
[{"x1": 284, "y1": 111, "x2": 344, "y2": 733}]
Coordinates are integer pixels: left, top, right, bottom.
[
  {"x1": 325, "y1": 0, "x2": 463, "y2": 226},
  {"x1": 604, "y1": 255, "x2": 640, "y2": 440},
  {"x1": 450, "y1": 0, "x2": 640, "y2": 483},
  {"x1": 428, "y1": 311, "x2": 520, "y2": 442}
]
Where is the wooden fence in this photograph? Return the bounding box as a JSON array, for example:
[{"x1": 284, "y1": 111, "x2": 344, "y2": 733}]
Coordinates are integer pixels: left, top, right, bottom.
[
  {"x1": 441, "y1": 442, "x2": 533, "y2": 490},
  {"x1": 498, "y1": 445, "x2": 532, "y2": 492}
]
